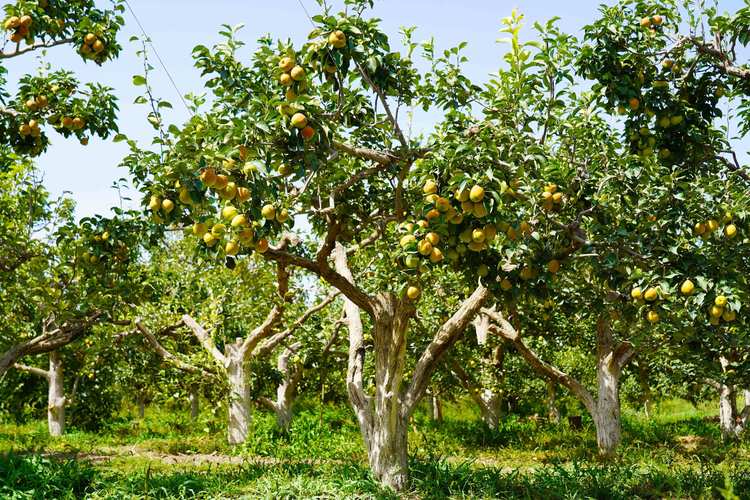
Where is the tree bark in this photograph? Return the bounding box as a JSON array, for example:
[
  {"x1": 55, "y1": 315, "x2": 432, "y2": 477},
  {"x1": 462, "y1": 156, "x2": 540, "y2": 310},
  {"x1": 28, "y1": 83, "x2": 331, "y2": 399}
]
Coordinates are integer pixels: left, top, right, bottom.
[
  {"x1": 593, "y1": 356, "x2": 621, "y2": 458},
  {"x1": 332, "y1": 242, "x2": 489, "y2": 491},
  {"x1": 47, "y1": 351, "x2": 65, "y2": 437},
  {"x1": 547, "y1": 380, "x2": 560, "y2": 424},
  {"x1": 225, "y1": 339, "x2": 252, "y2": 445},
  {"x1": 137, "y1": 394, "x2": 146, "y2": 419},
  {"x1": 429, "y1": 392, "x2": 443, "y2": 422},
  {"x1": 273, "y1": 342, "x2": 303, "y2": 432},
  {"x1": 189, "y1": 385, "x2": 200, "y2": 421}
]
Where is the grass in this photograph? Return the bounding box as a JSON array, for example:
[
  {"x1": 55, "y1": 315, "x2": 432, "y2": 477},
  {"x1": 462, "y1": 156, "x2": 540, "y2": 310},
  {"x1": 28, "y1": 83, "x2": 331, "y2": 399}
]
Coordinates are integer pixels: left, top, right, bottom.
[{"x1": 1, "y1": 399, "x2": 748, "y2": 499}]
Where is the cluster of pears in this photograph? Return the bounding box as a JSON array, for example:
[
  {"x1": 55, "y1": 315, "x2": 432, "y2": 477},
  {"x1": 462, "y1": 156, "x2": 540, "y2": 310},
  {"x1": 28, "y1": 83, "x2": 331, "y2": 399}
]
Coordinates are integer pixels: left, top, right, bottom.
[
  {"x1": 24, "y1": 94, "x2": 48, "y2": 112},
  {"x1": 693, "y1": 213, "x2": 738, "y2": 240},
  {"x1": 56, "y1": 115, "x2": 86, "y2": 131},
  {"x1": 80, "y1": 32, "x2": 106, "y2": 59},
  {"x1": 4, "y1": 14, "x2": 32, "y2": 43},
  {"x1": 191, "y1": 204, "x2": 269, "y2": 257},
  {"x1": 277, "y1": 53, "x2": 315, "y2": 142},
  {"x1": 79, "y1": 230, "x2": 128, "y2": 266},
  {"x1": 639, "y1": 14, "x2": 664, "y2": 29},
  {"x1": 630, "y1": 284, "x2": 664, "y2": 323},
  {"x1": 198, "y1": 166, "x2": 252, "y2": 204},
  {"x1": 540, "y1": 183, "x2": 564, "y2": 211},
  {"x1": 18, "y1": 119, "x2": 41, "y2": 138},
  {"x1": 706, "y1": 294, "x2": 736, "y2": 326}
]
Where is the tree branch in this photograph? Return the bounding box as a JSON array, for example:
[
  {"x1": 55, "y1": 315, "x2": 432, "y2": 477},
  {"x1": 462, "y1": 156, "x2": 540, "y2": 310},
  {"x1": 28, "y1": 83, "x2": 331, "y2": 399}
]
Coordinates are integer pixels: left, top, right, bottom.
[
  {"x1": 333, "y1": 242, "x2": 371, "y2": 415},
  {"x1": 263, "y1": 246, "x2": 374, "y2": 316},
  {"x1": 0, "y1": 37, "x2": 75, "y2": 59},
  {"x1": 256, "y1": 291, "x2": 339, "y2": 358},
  {"x1": 333, "y1": 140, "x2": 395, "y2": 165},
  {"x1": 483, "y1": 307, "x2": 597, "y2": 415},
  {"x1": 402, "y1": 285, "x2": 491, "y2": 415},
  {"x1": 135, "y1": 319, "x2": 217, "y2": 378},
  {"x1": 181, "y1": 315, "x2": 227, "y2": 366},
  {"x1": 12, "y1": 363, "x2": 50, "y2": 380}
]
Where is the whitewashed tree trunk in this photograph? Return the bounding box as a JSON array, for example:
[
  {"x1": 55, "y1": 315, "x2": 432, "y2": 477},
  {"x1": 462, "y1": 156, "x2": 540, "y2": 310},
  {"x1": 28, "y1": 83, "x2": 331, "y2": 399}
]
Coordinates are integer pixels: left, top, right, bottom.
[
  {"x1": 547, "y1": 380, "x2": 560, "y2": 424},
  {"x1": 274, "y1": 343, "x2": 302, "y2": 432},
  {"x1": 592, "y1": 359, "x2": 621, "y2": 457},
  {"x1": 189, "y1": 386, "x2": 200, "y2": 421},
  {"x1": 487, "y1": 309, "x2": 633, "y2": 458},
  {"x1": 478, "y1": 389, "x2": 502, "y2": 429},
  {"x1": 47, "y1": 351, "x2": 66, "y2": 437},
  {"x1": 333, "y1": 243, "x2": 489, "y2": 491},
  {"x1": 718, "y1": 383, "x2": 737, "y2": 439},
  {"x1": 226, "y1": 339, "x2": 252, "y2": 445},
  {"x1": 431, "y1": 393, "x2": 443, "y2": 422}
]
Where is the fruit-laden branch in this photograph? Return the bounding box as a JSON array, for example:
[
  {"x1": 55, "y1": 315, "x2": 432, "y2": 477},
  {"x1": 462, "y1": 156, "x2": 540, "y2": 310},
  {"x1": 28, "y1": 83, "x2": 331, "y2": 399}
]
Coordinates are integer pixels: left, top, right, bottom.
[
  {"x1": 256, "y1": 291, "x2": 340, "y2": 358},
  {"x1": 0, "y1": 37, "x2": 76, "y2": 59},
  {"x1": 333, "y1": 242, "x2": 372, "y2": 417},
  {"x1": 264, "y1": 243, "x2": 375, "y2": 316},
  {"x1": 135, "y1": 319, "x2": 218, "y2": 378},
  {"x1": 240, "y1": 263, "x2": 290, "y2": 355},
  {"x1": 0, "y1": 311, "x2": 106, "y2": 376},
  {"x1": 402, "y1": 285, "x2": 491, "y2": 415},
  {"x1": 182, "y1": 315, "x2": 228, "y2": 366},
  {"x1": 483, "y1": 307, "x2": 597, "y2": 415},
  {"x1": 12, "y1": 362, "x2": 50, "y2": 380}
]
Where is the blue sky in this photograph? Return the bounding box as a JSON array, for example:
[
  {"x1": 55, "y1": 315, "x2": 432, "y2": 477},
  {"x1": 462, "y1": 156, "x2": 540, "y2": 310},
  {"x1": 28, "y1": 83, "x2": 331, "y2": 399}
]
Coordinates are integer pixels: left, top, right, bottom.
[{"x1": 5, "y1": 0, "x2": 747, "y2": 219}]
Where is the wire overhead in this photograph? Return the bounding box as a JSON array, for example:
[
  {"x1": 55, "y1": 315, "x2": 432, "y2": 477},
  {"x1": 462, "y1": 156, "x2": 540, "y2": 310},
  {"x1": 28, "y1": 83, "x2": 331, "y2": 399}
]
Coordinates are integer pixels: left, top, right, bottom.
[{"x1": 122, "y1": 0, "x2": 192, "y2": 115}]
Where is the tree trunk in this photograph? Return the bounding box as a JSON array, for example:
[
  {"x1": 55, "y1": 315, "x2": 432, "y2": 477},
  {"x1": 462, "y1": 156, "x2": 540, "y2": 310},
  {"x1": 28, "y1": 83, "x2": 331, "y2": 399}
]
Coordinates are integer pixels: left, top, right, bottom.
[
  {"x1": 478, "y1": 389, "x2": 502, "y2": 429},
  {"x1": 47, "y1": 352, "x2": 65, "y2": 437},
  {"x1": 719, "y1": 383, "x2": 738, "y2": 440},
  {"x1": 592, "y1": 358, "x2": 621, "y2": 458},
  {"x1": 430, "y1": 393, "x2": 443, "y2": 422},
  {"x1": 226, "y1": 339, "x2": 252, "y2": 445},
  {"x1": 547, "y1": 380, "x2": 560, "y2": 424},
  {"x1": 637, "y1": 363, "x2": 654, "y2": 418},
  {"x1": 361, "y1": 294, "x2": 411, "y2": 490},
  {"x1": 274, "y1": 343, "x2": 302, "y2": 432},
  {"x1": 364, "y1": 407, "x2": 409, "y2": 491},
  {"x1": 189, "y1": 385, "x2": 200, "y2": 421},
  {"x1": 137, "y1": 394, "x2": 146, "y2": 419}
]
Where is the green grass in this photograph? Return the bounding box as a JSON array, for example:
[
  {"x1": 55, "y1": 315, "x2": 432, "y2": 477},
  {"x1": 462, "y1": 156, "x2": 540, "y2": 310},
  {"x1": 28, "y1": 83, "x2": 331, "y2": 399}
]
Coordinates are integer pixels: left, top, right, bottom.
[{"x1": 1, "y1": 399, "x2": 748, "y2": 499}]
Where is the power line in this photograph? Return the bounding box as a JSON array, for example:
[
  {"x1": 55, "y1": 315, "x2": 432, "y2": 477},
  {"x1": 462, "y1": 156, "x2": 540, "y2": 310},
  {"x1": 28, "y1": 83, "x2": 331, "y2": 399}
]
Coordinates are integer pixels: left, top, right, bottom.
[{"x1": 122, "y1": 0, "x2": 192, "y2": 115}]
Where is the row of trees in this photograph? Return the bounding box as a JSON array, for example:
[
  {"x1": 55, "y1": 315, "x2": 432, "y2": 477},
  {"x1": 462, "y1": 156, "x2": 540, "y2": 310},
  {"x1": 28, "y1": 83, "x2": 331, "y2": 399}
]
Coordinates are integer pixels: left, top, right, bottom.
[{"x1": 1, "y1": 0, "x2": 749, "y2": 491}]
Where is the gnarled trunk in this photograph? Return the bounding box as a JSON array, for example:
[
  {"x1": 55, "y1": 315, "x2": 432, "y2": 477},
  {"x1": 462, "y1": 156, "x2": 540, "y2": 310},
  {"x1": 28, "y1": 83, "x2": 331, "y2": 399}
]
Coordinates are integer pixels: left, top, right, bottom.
[
  {"x1": 47, "y1": 352, "x2": 65, "y2": 437},
  {"x1": 364, "y1": 407, "x2": 409, "y2": 491},
  {"x1": 226, "y1": 339, "x2": 252, "y2": 445},
  {"x1": 189, "y1": 385, "x2": 200, "y2": 421},
  {"x1": 592, "y1": 359, "x2": 621, "y2": 457},
  {"x1": 360, "y1": 294, "x2": 411, "y2": 490}
]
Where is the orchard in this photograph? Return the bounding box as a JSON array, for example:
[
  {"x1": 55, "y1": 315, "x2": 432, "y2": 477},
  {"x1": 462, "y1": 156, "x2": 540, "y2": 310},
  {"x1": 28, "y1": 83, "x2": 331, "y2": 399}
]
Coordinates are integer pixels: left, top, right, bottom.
[{"x1": 1, "y1": 0, "x2": 750, "y2": 497}]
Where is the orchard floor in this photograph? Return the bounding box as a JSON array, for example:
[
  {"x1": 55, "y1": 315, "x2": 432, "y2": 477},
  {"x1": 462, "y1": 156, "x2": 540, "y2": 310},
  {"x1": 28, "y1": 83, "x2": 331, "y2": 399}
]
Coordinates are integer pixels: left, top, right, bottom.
[{"x1": 1, "y1": 399, "x2": 749, "y2": 499}]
